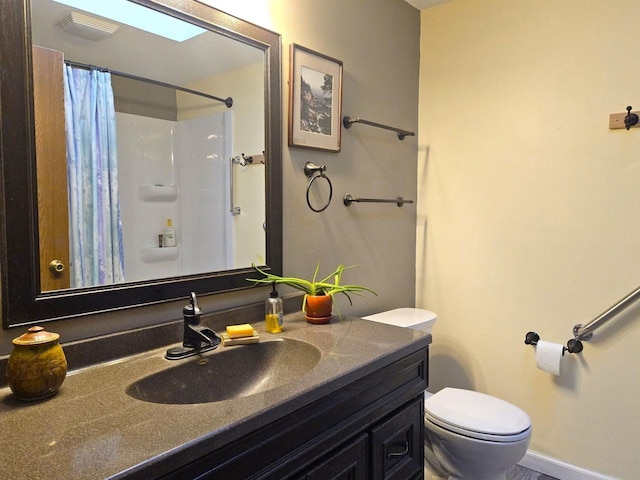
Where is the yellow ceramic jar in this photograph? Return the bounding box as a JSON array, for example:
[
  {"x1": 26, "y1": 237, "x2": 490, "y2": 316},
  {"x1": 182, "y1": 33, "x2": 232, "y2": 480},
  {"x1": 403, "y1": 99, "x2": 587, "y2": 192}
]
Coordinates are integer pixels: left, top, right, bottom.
[{"x1": 6, "y1": 326, "x2": 67, "y2": 401}]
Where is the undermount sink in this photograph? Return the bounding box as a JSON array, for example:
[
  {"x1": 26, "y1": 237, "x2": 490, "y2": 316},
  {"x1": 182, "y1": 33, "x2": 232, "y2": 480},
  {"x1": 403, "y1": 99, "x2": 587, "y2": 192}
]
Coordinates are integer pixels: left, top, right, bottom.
[{"x1": 125, "y1": 338, "x2": 321, "y2": 404}]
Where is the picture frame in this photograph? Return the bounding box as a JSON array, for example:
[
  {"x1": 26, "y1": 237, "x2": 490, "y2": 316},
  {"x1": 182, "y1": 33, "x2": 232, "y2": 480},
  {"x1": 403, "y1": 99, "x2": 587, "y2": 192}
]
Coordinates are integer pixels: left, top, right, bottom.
[{"x1": 288, "y1": 44, "x2": 343, "y2": 152}]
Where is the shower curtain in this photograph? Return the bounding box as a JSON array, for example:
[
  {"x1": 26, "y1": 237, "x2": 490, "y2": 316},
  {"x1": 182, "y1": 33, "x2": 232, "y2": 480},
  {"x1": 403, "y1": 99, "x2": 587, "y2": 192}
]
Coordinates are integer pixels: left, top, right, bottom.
[{"x1": 63, "y1": 65, "x2": 125, "y2": 288}]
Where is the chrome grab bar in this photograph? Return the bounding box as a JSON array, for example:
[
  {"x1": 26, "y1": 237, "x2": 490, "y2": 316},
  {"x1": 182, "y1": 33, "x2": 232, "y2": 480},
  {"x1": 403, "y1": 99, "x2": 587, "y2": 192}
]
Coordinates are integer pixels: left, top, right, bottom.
[
  {"x1": 230, "y1": 153, "x2": 265, "y2": 216},
  {"x1": 525, "y1": 284, "x2": 640, "y2": 354},
  {"x1": 229, "y1": 156, "x2": 242, "y2": 216},
  {"x1": 573, "y1": 284, "x2": 640, "y2": 341}
]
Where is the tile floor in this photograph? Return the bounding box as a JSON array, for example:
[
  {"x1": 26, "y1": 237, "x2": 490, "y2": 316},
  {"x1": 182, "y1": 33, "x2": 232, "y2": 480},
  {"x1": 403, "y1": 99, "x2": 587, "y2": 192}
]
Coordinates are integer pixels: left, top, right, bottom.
[
  {"x1": 506, "y1": 465, "x2": 559, "y2": 480},
  {"x1": 424, "y1": 464, "x2": 559, "y2": 479}
]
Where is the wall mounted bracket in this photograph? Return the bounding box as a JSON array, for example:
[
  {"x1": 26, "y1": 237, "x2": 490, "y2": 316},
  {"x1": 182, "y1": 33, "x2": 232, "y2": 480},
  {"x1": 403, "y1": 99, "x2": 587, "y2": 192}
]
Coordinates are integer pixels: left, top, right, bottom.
[{"x1": 609, "y1": 106, "x2": 640, "y2": 130}]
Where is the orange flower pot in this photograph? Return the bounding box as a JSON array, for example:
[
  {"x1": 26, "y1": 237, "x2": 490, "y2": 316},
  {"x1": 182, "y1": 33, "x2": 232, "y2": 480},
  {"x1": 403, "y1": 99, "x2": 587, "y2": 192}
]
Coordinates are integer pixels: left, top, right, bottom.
[{"x1": 304, "y1": 295, "x2": 333, "y2": 324}]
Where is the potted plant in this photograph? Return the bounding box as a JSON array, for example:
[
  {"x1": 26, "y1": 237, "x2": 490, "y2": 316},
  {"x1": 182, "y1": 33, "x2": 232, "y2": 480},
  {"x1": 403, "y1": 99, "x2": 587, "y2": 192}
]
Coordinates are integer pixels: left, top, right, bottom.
[{"x1": 248, "y1": 263, "x2": 377, "y2": 324}]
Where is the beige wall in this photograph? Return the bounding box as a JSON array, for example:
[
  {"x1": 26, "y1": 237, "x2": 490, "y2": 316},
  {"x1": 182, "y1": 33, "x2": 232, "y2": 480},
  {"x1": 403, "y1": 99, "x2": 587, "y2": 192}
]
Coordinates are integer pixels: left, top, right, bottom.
[{"x1": 417, "y1": 1, "x2": 640, "y2": 477}]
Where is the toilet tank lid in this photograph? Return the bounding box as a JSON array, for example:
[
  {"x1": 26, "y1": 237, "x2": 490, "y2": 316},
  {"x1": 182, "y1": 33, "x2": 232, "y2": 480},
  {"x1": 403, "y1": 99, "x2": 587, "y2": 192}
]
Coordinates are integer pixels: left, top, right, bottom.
[
  {"x1": 362, "y1": 308, "x2": 437, "y2": 331},
  {"x1": 425, "y1": 388, "x2": 531, "y2": 436}
]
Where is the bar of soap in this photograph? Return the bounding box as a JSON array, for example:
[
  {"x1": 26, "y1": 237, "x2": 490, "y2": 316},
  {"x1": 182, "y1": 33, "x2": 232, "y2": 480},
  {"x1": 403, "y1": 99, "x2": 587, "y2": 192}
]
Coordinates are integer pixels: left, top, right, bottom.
[{"x1": 226, "y1": 323, "x2": 254, "y2": 338}]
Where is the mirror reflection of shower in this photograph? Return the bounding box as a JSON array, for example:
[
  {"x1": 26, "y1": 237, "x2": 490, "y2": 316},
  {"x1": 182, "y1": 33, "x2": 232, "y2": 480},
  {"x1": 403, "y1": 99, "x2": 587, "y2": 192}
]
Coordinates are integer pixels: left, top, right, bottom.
[
  {"x1": 117, "y1": 110, "x2": 235, "y2": 283},
  {"x1": 31, "y1": 0, "x2": 266, "y2": 291}
]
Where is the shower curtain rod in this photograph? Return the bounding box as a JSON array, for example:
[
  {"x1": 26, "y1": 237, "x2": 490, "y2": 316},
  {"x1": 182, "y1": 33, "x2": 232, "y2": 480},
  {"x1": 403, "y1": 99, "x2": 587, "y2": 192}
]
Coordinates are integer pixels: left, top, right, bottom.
[{"x1": 63, "y1": 60, "x2": 233, "y2": 108}]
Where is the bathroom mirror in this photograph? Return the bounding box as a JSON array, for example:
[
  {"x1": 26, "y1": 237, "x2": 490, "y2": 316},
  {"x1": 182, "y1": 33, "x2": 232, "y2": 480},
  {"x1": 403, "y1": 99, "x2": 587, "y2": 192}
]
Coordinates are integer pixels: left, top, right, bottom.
[{"x1": 0, "y1": 0, "x2": 283, "y2": 327}]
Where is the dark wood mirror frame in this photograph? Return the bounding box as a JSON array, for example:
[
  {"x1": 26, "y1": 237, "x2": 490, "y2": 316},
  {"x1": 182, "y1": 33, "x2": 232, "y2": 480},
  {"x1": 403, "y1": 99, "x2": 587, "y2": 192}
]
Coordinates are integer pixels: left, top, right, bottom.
[{"x1": 0, "y1": 0, "x2": 282, "y2": 328}]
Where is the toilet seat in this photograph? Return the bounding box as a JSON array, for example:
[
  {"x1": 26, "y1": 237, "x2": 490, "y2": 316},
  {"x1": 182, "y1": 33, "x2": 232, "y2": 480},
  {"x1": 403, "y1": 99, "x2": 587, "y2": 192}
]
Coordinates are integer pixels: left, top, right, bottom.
[{"x1": 425, "y1": 388, "x2": 531, "y2": 443}]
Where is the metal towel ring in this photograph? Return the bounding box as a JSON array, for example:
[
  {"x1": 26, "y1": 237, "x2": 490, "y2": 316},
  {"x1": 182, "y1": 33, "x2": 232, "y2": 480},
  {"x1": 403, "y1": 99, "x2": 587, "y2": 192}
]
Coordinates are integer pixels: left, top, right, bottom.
[{"x1": 304, "y1": 162, "x2": 333, "y2": 213}]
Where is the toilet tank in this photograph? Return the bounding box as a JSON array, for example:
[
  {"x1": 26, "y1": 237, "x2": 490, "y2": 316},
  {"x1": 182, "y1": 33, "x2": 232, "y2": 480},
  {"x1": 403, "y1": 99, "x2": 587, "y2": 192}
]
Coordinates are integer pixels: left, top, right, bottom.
[{"x1": 362, "y1": 308, "x2": 437, "y2": 334}]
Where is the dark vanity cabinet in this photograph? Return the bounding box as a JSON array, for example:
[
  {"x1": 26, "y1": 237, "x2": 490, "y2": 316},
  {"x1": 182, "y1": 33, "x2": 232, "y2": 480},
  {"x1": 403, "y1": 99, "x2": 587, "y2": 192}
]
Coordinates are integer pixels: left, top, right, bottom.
[
  {"x1": 292, "y1": 399, "x2": 423, "y2": 480},
  {"x1": 158, "y1": 348, "x2": 428, "y2": 480}
]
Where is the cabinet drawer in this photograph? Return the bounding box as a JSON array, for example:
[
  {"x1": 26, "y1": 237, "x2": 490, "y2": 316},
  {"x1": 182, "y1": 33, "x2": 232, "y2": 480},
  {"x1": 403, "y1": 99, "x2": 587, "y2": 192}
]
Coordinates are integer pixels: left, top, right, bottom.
[
  {"x1": 295, "y1": 433, "x2": 369, "y2": 480},
  {"x1": 371, "y1": 398, "x2": 423, "y2": 480}
]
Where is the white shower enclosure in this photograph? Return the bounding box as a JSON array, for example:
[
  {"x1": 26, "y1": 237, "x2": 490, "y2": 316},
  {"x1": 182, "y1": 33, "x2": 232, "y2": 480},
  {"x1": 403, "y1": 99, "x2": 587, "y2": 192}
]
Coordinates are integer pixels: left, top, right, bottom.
[{"x1": 117, "y1": 110, "x2": 233, "y2": 283}]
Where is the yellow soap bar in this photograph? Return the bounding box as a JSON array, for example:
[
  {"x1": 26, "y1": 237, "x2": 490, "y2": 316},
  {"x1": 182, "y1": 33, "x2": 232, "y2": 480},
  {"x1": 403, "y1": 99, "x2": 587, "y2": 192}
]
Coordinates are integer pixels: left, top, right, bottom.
[{"x1": 226, "y1": 323, "x2": 254, "y2": 338}]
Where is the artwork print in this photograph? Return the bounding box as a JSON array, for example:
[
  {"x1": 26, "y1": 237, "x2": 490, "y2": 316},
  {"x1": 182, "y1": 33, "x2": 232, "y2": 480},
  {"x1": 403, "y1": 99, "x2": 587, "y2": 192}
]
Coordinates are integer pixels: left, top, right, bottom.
[
  {"x1": 289, "y1": 44, "x2": 343, "y2": 152},
  {"x1": 300, "y1": 66, "x2": 333, "y2": 135}
]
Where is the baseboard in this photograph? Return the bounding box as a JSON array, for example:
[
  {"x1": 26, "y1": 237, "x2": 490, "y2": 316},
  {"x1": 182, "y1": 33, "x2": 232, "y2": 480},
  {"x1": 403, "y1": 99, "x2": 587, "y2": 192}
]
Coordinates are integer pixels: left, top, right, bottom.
[{"x1": 519, "y1": 451, "x2": 619, "y2": 480}]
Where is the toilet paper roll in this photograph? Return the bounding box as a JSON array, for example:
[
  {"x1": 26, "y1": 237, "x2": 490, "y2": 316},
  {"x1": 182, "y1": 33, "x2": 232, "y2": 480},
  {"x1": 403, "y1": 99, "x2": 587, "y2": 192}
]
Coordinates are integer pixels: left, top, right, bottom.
[{"x1": 536, "y1": 340, "x2": 564, "y2": 376}]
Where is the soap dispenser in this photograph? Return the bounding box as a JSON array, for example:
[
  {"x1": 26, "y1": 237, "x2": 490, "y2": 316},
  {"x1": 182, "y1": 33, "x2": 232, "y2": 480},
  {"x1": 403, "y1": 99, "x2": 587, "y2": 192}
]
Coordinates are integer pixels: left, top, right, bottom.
[{"x1": 265, "y1": 283, "x2": 283, "y2": 333}]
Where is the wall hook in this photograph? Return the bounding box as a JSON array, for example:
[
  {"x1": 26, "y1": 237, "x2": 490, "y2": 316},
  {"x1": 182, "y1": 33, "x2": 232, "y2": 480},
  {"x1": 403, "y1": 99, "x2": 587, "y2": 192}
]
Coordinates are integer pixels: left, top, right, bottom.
[{"x1": 624, "y1": 106, "x2": 638, "y2": 130}]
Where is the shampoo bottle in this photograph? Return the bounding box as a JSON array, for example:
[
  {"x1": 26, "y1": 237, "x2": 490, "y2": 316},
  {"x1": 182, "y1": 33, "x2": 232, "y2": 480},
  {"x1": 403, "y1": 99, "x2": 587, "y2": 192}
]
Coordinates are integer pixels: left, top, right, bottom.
[
  {"x1": 265, "y1": 283, "x2": 283, "y2": 333},
  {"x1": 163, "y1": 218, "x2": 176, "y2": 247}
]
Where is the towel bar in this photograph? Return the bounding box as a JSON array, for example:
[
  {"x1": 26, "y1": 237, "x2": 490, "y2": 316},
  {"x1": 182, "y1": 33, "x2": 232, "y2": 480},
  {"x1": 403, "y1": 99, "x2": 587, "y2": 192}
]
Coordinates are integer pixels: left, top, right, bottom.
[
  {"x1": 342, "y1": 116, "x2": 415, "y2": 140},
  {"x1": 343, "y1": 194, "x2": 414, "y2": 207}
]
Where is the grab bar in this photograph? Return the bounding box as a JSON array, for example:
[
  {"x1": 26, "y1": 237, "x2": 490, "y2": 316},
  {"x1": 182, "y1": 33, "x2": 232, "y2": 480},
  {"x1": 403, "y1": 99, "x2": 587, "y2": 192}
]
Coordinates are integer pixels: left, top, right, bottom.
[
  {"x1": 525, "y1": 284, "x2": 640, "y2": 354},
  {"x1": 229, "y1": 153, "x2": 265, "y2": 215},
  {"x1": 342, "y1": 116, "x2": 415, "y2": 140},
  {"x1": 343, "y1": 194, "x2": 414, "y2": 207},
  {"x1": 573, "y1": 284, "x2": 640, "y2": 341},
  {"x1": 229, "y1": 156, "x2": 242, "y2": 216}
]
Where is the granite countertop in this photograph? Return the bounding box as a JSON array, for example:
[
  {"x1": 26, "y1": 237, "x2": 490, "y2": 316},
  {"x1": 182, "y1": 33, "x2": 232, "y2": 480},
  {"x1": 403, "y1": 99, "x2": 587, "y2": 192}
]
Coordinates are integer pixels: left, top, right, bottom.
[{"x1": 0, "y1": 314, "x2": 430, "y2": 480}]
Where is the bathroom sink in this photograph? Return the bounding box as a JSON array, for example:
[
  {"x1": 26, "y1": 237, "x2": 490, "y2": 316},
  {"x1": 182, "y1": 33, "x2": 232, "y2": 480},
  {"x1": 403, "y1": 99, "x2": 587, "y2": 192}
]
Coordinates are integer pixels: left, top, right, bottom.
[{"x1": 125, "y1": 339, "x2": 321, "y2": 404}]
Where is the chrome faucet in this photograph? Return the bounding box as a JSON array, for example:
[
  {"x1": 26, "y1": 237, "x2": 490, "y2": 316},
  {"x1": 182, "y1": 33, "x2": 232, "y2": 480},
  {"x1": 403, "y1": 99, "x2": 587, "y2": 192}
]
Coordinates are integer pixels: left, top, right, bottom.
[{"x1": 165, "y1": 292, "x2": 221, "y2": 360}]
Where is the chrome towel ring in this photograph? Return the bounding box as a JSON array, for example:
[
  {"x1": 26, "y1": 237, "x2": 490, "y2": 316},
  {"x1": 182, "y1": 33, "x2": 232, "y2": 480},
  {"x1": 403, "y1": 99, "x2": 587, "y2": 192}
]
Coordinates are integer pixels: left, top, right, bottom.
[{"x1": 304, "y1": 162, "x2": 333, "y2": 213}]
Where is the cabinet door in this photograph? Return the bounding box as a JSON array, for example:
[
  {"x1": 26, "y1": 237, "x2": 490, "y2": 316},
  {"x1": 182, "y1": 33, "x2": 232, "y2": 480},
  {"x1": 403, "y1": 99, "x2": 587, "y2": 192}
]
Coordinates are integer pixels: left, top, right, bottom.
[
  {"x1": 371, "y1": 399, "x2": 423, "y2": 480},
  {"x1": 298, "y1": 433, "x2": 369, "y2": 480}
]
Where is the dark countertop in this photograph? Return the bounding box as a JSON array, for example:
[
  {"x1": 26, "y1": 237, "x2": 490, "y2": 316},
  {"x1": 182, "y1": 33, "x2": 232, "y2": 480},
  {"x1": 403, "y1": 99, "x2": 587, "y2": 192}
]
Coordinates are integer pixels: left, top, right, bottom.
[{"x1": 0, "y1": 314, "x2": 430, "y2": 480}]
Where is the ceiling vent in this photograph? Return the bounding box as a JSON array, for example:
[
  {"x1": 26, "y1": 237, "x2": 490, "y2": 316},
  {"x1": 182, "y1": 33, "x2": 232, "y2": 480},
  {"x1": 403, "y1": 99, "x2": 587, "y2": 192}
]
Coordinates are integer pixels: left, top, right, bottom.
[{"x1": 56, "y1": 11, "x2": 120, "y2": 41}]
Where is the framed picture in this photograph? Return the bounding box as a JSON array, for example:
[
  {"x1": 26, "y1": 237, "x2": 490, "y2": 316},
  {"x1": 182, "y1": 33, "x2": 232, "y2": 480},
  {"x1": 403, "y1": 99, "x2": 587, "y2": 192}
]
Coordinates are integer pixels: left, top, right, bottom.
[{"x1": 288, "y1": 44, "x2": 343, "y2": 152}]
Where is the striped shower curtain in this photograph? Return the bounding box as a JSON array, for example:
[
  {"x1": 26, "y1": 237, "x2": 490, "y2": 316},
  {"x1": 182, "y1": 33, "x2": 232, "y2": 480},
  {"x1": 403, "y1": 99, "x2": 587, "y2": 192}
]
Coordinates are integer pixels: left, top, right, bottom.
[{"x1": 63, "y1": 65, "x2": 125, "y2": 288}]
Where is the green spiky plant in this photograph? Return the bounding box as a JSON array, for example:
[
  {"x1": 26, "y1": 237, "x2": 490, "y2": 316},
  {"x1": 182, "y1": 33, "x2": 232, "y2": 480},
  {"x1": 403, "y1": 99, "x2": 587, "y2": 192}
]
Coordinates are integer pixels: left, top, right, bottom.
[{"x1": 247, "y1": 263, "x2": 377, "y2": 312}]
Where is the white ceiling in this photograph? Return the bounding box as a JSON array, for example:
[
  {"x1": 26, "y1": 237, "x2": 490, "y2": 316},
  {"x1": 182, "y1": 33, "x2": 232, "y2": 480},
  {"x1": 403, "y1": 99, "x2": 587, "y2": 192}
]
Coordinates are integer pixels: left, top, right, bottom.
[
  {"x1": 31, "y1": 0, "x2": 446, "y2": 86},
  {"x1": 405, "y1": 0, "x2": 451, "y2": 10},
  {"x1": 31, "y1": 0, "x2": 263, "y2": 86}
]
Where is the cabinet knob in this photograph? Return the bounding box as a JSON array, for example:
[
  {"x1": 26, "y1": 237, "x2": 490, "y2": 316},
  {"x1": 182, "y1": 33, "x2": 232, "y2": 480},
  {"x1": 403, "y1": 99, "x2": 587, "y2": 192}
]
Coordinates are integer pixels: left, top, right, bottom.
[{"x1": 386, "y1": 440, "x2": 409, "y2": 459}]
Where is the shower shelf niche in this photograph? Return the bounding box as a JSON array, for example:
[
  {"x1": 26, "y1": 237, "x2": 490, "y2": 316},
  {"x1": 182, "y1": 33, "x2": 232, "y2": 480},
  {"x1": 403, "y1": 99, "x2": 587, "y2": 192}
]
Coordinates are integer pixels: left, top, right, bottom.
[
  {"x1": 138, "y1": 184, "x2": 178, "y2": 202},
  {"x1": 139, "y1": 245, "x2": 180, "y2": 263}
]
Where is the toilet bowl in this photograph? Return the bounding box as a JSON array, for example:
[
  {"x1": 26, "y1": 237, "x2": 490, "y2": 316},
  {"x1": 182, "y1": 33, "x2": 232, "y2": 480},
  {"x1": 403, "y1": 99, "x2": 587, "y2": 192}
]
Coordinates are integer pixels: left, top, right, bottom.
[{"x1": 363, "y1": 308, "x2": 532, "y2": 480}]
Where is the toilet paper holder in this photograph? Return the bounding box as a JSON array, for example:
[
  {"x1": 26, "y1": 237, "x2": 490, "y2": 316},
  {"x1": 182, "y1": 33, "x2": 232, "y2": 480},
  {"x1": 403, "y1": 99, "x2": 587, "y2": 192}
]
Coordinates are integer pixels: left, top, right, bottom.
[{"x1": 524, "y1": 332, "x2": 583, "y2": 354}]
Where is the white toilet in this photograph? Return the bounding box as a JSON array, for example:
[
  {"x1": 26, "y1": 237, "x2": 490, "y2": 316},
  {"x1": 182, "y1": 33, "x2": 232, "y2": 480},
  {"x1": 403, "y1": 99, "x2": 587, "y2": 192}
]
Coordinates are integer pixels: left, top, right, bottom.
[{"x1": 363, "y1": 308, "x2": 532, "y2": 480}]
